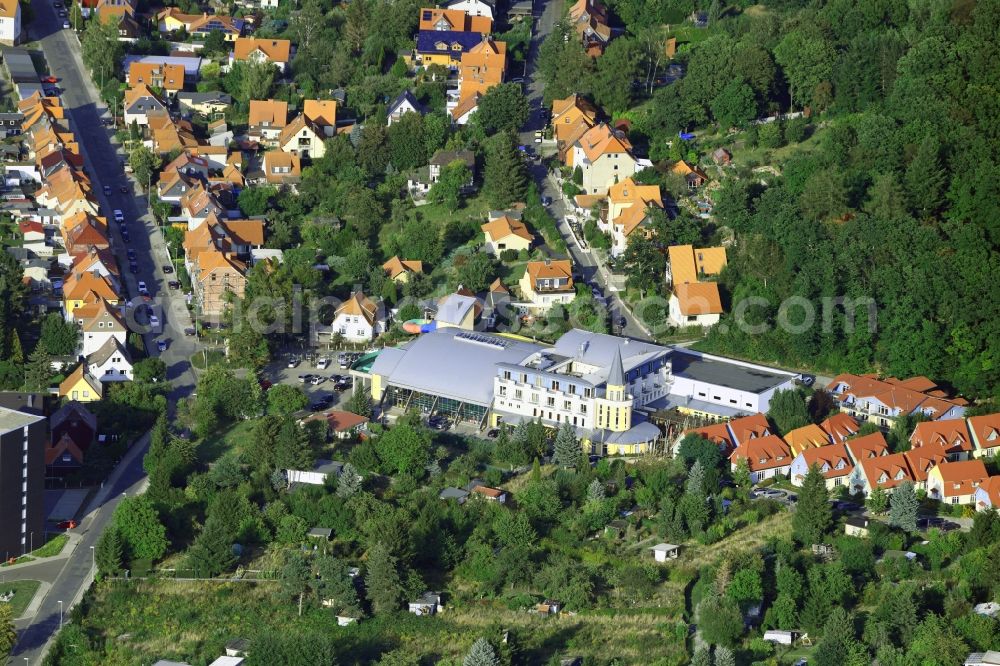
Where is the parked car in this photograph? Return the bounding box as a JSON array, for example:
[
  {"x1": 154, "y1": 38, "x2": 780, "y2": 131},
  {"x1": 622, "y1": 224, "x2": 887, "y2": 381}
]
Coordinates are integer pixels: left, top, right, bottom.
[
  {"x1": 121, "y1": 229, "x2": 130, "y2": 243},
  {"x1": 162, "y1": 265, "x2": 174, "y2": 274},
  {"x1": 56, "y1": 520, "x2": 77, "y2": 529},
  {"x1": 298, "y1": 374, "x2": 314, "y2": 383},
  {"x1": 184, "y1": 327, "x2": 196, "y2": 336},
  {"x1": 541, "y1": 195, "x2": 553, "y2": 206},
  {"x1": 129, "y1": 262, "x2": 138, "y2": 274},
  {"x1": 157, "y1": 340, "x2": 167, "y2": 352},
  {"x1": 310, "y1": 395, "x2": 334, "y2": 411},
  {"x1": 168, "y1": 280, "x2": 180, "y2": 290},
  {"x1": 796, "y1": 374, "x2": 816, "y2": 387},
  {"x1": 137, "y1": 281, "x2": 148, "y2": 295},
  {"x1": 103, "y1": 185, "x2": 111, "y2": 196},
  {"x1": 316, "y1": 357, "x2": 330, "y2": 370},
  {"x1": 485, "y1": 428, "x2": 500, "y2": 439},
  {"x1": 126, "y1": 249, "x2": 136, "y2": 261},
  {"x1": 113, "y1": 209, "x2": 124, "y2": 223},
  {"x1": 310, "y1": 375, "x2": 325, "y2": 386},
  {"x1": 149, "y1": 314, "x2": 160, "y2": 328},
  {"x1": 120, "y1": 185, "x2": 129, "y2": 194},
  {"x1": 287, "y1": 356, "x2": 300, "y2": 368}
]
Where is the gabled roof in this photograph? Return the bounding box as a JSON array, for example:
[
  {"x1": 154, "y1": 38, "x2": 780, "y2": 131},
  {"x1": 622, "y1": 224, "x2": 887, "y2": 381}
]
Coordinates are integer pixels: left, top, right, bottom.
[
  {"x1": 382, "y1": 256, "x2": 423, "y2": 279},
  {"x1": 910, "y1": 418, "x2": 974, "y2": 455},
  {"x1": 387, "y1": 91, "x2": 427, "y2": 118},
  {"x1": 684, "y1": 420, "x2": 737, "y2": 453},
  {"x1": 50, "y1": 400, "x2": 97, "y2": 434},
  {"x1": 124, "y1": 83, "x2": 166, "y2": 111},
  {"x1": 450, "y1": 92, "x2": 481, "y2": 121},
  {"x1": 969, "y1": 413, "x2": 1000, "y2": 451},
  {"x1": 575, "y1": 123, "x2": 632, "y2": 162},
  {"x1": 551, "y1": 93, "x2": 598, "y2": 124},
  {"x1": 930, "y1": 459, "x2": 988, "y2": 497},
  {"x1": 820, "y1": 412, "x2": 859, "y2": 443},
  {"x1": 336, "y1": 292, "x2": 379, "y2": 326},
  {"x1": 976, "y1": 476, "x2": 1000, "y2": 508},
  {"x1": 195, "y1": 250, "x2": 247, "y2": 281},
  {"x1": 263, "y1": 150, "x2": 301, "y2": 183},
  {"x1": 278, "y1": 114, "x2": 324, "y2": 148},
  {"x1": 902, "y1": 442, "x2": 949, "y2": 482},
  {"x1": 729, "y1": 434, "x2": 792, "y2": 472},
  {"x1": 525, "y1": 259, "x2": 572, "y2": 282},
  {"x1": 86, "y1": 336, "x2": 131, "y2": 367},
  {"x1": 58, "y1": 364, "x2": 103, "y2": 398},
  {"x1": 861, "y1": 451, "x2": 913, "y2": 489},
  {"x1": 303, "y1": 99, "x2": 337, "y2": 127},
  {"x1": 233, "y1": 37, "x2": 292, "y2": 63},
  {"x1": 783, "y1": 423, "x2": 830, "y2": 455},
  {"x1": 128, "y1": 62, "x2": 185, "y2": 90},
  {"x1": 489, "y1": 278, "x2": 508, "y2": 294},
  {"x1": 844, "y1": 431, "x2": 889, "y2": 461},
  {"x1": 307, "y1": 409, "x2": 369, "y2": 432},
  {"x1": 415, "y1": 30, "x2": 485, "y2": 57},
  {"x1": 77, "y1": 298, "x2": 126, "y2": 332},
  {"x1": 672, "y1": 160, "x2": 709, "y2": 181},
  {"x1": 826, "y1": 373, "x2": 966, "y2": 420},
  {"x1": 796, "y1": 442, "x2": 853, "y2": 480},
  {"x1": 481, "y1": 215, "x2": 534, "y2": 243},
  {"x1": 46, "y1": 432, "x2": 85, "y2": 466},
  {"x1": 248, "y1": 99, "x2": 288, "y2": 127},
  {"x1": 729, "y1": 413, "x2": 772, "y2": 446},
  {"x1": 673, "y1": 282, "x2": 722, "y2": 316},
  {"x1": 63, "y1": 271, "x2": 117, "y2": 301}
]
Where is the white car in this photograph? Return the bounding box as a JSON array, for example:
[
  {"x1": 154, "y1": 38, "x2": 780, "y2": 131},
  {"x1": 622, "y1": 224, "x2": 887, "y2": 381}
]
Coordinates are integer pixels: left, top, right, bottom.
[
  {"x1": 316, "y1": 357, "x2": 330, "y2": 370},
  {"x1": 113, "y1": 209, "x2": 124, "y2": 223},
  {"x1": 148, "y1": 314, "x2": 160, "y2": 328},
  {"x1": 137, "y1": 281, "x2": 148, "y2": 295}
]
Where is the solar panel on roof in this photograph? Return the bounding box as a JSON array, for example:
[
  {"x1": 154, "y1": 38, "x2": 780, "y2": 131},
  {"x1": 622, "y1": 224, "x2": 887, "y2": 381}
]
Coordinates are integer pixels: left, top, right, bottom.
[{"x1": 455, "y1": 331, "x2": 510, "y2": 349}]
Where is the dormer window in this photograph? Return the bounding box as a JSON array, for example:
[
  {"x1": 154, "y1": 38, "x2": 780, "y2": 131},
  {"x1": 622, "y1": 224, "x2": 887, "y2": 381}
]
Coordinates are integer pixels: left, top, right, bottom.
[
  {"x1": 878, "y1": 473, "x2": 888, "y2": 483},
  {"x1": 894, "y1": 470, "x2": 904, "y2": 480}
]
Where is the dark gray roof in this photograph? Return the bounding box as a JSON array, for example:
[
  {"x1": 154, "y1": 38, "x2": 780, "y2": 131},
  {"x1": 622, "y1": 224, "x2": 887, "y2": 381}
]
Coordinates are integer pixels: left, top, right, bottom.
[
  {"x1": 308, "y1": 527, "x2": 333, "y2": 538},
  {"x1": 669, "y1": 349, "x2": 795, "y2": 395},
  {"x1": 314, "y1": 459, "x2": 344, "y2": 476},
  {"x1": 608, "y1": 348, "x2": 625, "y2": 387},
  {"x1": 387, "y1": 90, "x2": 427, "y2": 117},
  {"x1": 86, "y1": 337, "x2": 131, "y2": 367},
  {"x1": 430, "y1": 148, "x2": 475, "y2": 169},
  {"x1": 439, "y1": 487, "x2": 469, "y2": 500}
]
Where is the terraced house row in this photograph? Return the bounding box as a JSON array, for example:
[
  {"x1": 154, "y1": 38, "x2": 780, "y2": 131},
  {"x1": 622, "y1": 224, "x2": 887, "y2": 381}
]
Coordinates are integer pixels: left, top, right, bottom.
[{"x1": 14, "y1": 93, "x2": 134, "y2": 403}]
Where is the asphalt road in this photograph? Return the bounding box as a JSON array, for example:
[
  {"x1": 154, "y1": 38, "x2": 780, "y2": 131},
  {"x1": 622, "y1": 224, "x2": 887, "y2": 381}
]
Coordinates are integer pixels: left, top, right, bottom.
[
  {"x1": 516, "y1": 0, "x2": 651, "y2": 341},
  {"x1": 10, "y1": 3, "x2": 200, "y2": 662}
]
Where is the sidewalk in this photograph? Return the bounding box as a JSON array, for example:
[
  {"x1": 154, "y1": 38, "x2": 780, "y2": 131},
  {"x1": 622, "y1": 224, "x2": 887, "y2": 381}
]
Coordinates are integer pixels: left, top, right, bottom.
[{"x1": 0, "y1": 533, "x2": 82, "y2": 573}]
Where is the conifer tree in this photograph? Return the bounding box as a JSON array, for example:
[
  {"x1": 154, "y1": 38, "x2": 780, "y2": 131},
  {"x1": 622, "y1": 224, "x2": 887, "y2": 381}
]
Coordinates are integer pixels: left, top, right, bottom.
[
  {"x1": 794, "y1": 464, "x2": 833, "y2": 545},
  {"x1": 463, "y1": 637, "x2": 500, "y2": 666},
  {"x1": 95, "y1": 526, "x2": 124, "y2": 579},
  {"x1": 889, "y1": 481, "x2": 918, "y2": 532},
  {"x1": 553, "y1": 421, "x2": 581, "y2": 467}
]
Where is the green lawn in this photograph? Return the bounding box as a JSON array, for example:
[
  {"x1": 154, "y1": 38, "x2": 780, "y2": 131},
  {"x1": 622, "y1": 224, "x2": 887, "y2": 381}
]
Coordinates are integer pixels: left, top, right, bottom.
[
  {"x1": 0, "y1": 580, "x2": 41, "y2": 618},
  {"x1": 196, "y1": 419, "x2": 256, "y2": 463},
  {"x1": 190, "y1": 349, "x2": 226, "y2": 370},
  {"x1": 30, "y1": 533, "x2": 69, "y2": 558}
]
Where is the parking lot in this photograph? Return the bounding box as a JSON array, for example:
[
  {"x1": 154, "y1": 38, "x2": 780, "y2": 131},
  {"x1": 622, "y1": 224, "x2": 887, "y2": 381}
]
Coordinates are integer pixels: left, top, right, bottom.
[{"x1": 263, "y1": 351, "x2": 364, "y2": 412}]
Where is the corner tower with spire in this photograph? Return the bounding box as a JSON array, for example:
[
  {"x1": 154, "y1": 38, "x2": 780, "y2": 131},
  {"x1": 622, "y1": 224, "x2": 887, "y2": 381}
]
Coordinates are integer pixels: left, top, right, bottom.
[{"x1": 596, "y1": 348, "x2": 632, "y2": 433}]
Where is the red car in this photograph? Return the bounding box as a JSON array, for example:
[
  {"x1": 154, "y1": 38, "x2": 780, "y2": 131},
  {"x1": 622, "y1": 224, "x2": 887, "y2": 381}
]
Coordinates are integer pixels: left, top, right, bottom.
[
  {"x1": 42, "y1": 76, "x2": 59, "y2": 84},
  {"x1": 57, "y1": 519, "x2": 77, "y2": 529}
]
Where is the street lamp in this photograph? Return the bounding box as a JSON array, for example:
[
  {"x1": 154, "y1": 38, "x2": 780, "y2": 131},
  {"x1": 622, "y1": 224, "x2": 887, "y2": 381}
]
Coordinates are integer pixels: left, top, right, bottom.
[
  {"x1": 58, "y1": 600, "x2": 64, "y2": 629},
  {"x1": 89, "y1": 545, "x2": 95, "y2": 571}
]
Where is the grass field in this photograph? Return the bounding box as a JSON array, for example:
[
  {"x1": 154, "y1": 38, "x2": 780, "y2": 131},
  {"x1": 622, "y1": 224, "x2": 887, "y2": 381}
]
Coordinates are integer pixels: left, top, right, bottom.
[
  {"x1": 31, "y1": 533, "x2": 69, "y2": 558},
  {"x1": 0, "y1": 580, "x2": 41, "y2": 618},
  {"x1": 51, "y1": 579, "x2": 690, "y2": 665},
  {"x1": 197, "y1": 419, "x2": 255, "y2": 463}
]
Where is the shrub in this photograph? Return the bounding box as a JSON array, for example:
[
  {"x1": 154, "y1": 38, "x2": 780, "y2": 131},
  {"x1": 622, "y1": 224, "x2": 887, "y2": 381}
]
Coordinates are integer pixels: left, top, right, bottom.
[{"x1": 499, "y1": 248, "x2": 519, "y2": 263}]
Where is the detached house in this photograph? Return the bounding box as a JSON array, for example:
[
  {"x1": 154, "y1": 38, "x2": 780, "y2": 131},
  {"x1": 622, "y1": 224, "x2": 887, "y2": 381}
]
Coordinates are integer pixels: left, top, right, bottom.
[
  {"x1": 552, "y1": 94, "x2": 598, "y2": 146},
  {"x1": 414, "y1": 30, "x2": 485, "y2": 69},
  {"x1": 75, "y1": 297, "x2": 126, "y2": 357},
  {"x1": 230, "y1": 37, "x2": 293, "y2": 73},
  {"x1": 518, "y1": 259, "x2": 575, "y2": 312},
  {"x1": 567, "y1": 0, "x2": 611, "y2": 56},
  {"x1": 58, "y1": 364, "x2": 103, "y2": 402},
  {"x1": 123, "y1": 84, "x2": 167, "y2": 126},
  {"x1": 47, "y1": 401, "x2": 96, "y2": 474},
  {"x1": 419, "y1": 7, "x2": 492, "y2": 33},
  {"x1": 248, "y1": 99, "x2": 288, "y2": 146},
  {"x1": 926, "y1": 459, "x2": 989, "y2": 505},
  {"x1": 0, "y1": 0, "x2": 22, "y2": 45},
  {"x1": 481, "y1": 214, "x2": 533, "y2": 255},
  {"x1": 262, "y1": 150, "x2": 301, "y2": 186},
  {"x1": 671, "y1": 160, "x2": 709, "y2": 190},
  {"x1": 602, "y1": 178, "x2": 663, "y2": 257},
  {"x1": 278, "y1": 115, "x2": 327, "y2": 159},
  {"x1": 669, "y1": 282, "x2": 723, "y2": 328},
  {"x1": 127, "y1": 62, "x2": 185, "y2": 96},
  {"x1": 331, "y1": 292, "x2": 384, "y2": 342},
  {"x1": 86, "y1": 337, "x2": 133, "y2": 382},
  {"x1": 387, "y1": 91, "x2": 427, "y2": 126},
  {"x1": 191, "y1": 251, "x2": 247, "y2": 318},
  {"x1": 729, "y1": 434, "x2": 792, "y2": 482},
  {"x1": 570, "y1": 124, "x2": 637, "y2": 196},
  {"x1": 382, "y1": 256, "x2": 423, "y2": 283}
]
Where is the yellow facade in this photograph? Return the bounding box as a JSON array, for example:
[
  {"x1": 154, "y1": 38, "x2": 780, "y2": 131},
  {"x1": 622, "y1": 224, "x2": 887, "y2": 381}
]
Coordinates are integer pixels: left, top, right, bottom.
[
  {"x1": 64, "y1": 297, "x2": 117, "y2": 317},
  {"x1": 61, "y1": 377, "x2": 100, "y2": 402},
  {"x1": 161, "y1": 15, "x2": 186, "y2": 31},
  {"x1": 370, "y1": 373, "x2": 383, "y2": 401},
  {"x1": 420, "y1": 53, "x2": 457, "y2": 68}
]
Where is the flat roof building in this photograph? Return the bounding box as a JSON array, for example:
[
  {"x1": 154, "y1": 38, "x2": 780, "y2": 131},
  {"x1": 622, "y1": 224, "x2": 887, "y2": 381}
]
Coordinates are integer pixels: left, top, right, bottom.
[{"x1": 0, "y1": 405, "x2": 47, "y2": 559}]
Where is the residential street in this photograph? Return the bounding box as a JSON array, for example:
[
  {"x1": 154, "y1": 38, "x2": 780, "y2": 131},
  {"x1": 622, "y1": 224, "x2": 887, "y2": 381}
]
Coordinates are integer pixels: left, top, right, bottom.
[
  {"x1": 518, "y1": 0, "x2": 652, "y2": 342},
  {"x1": 10, "y1": 3, "x2": 201, "y2": 662}
]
